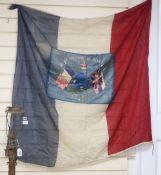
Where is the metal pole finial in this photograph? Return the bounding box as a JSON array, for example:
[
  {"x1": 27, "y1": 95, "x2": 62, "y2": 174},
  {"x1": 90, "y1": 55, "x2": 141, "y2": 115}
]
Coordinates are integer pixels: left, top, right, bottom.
[{"x1": 5, "y1": 106, "x2": 24, "y2": 114}]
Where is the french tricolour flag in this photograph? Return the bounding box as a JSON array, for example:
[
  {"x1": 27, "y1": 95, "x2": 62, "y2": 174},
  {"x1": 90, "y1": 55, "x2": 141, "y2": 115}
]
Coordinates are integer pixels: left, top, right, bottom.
[{"x1": 11, "y1": 0, "x2": 152, "y2": 168}]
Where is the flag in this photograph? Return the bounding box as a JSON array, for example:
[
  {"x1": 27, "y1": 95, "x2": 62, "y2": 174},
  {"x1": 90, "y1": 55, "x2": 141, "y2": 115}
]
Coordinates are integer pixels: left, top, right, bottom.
[{"x1": 10, "y1": 0, "x2": 152, "y2": 168}]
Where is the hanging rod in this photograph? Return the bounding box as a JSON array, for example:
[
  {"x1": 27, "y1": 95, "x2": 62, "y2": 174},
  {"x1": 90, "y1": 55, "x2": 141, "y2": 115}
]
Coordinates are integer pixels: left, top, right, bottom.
[{"x1": 0, "y1": 3, "x2": 128, "y2": 9}]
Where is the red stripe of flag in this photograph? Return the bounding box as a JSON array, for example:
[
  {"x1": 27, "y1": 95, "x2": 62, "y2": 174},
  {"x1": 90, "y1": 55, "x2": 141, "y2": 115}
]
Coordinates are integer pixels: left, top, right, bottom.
[{"x1": 107, "y1": 0, "x2": 152, "y2": 155}]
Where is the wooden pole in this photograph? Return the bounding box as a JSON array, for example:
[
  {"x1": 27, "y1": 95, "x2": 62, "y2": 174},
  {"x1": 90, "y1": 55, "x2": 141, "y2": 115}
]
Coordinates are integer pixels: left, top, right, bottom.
[
  {"x1": 5, "y1": 106, "x2": 24, "y2": 175},
  {"x1": 8, "y1": 148, "x2": 17, "y2": 175},
  {"x1": 5, "y1": 130, "x2": 17, "y2": 175}
]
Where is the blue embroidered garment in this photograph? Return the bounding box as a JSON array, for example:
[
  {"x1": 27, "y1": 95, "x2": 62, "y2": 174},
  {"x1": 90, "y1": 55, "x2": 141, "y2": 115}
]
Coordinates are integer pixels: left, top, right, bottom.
[{"x1": 47, "y1": 49, "x2": 114, "y2": 104}]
